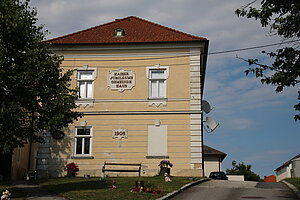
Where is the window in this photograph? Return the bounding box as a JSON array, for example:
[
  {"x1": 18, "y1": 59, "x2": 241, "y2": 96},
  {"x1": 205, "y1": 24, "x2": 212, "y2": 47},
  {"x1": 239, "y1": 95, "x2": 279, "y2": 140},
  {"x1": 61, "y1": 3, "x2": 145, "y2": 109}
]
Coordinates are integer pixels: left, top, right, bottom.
[
  {"x1": 148, "y1": 66, "x2": 169, "y2": 98},
  {"x1": 77, "y1": 70, "x2": 94, "y2": 99},
  {"x1": 147, "y1": 125, "x2": 167, "y2": 156},
  {"x1": 74, "y1": 126, "x2": 92, "y2": 156},
  {"x1": 114, "y1": 28, "x2": 125, "y2": 37},
  {"x1": 149, "y1": 70, "x2": 166, "y2": 98}
]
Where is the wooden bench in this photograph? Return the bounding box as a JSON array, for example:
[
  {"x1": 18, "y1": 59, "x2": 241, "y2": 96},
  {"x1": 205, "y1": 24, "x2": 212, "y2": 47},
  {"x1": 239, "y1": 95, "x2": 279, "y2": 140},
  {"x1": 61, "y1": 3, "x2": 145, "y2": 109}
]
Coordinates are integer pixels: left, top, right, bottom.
[{"x1": 102, "y1": 161, "x2": 142, "y2": 177}]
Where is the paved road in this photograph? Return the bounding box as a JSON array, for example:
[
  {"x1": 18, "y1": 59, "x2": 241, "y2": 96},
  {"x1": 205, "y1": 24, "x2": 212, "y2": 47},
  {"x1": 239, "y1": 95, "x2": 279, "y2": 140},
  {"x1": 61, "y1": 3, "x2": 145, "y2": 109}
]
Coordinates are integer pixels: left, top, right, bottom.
[{"x1": 170, "y1": 180, "x2": 299, "y2": 200}]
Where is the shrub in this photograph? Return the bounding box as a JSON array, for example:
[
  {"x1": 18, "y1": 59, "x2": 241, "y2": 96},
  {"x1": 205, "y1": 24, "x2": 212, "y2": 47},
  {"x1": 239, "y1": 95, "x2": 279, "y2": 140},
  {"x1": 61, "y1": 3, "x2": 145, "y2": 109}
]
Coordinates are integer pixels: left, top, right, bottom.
[{"x1": 65, "y1": 162, "x2": 79, "y2": 177}]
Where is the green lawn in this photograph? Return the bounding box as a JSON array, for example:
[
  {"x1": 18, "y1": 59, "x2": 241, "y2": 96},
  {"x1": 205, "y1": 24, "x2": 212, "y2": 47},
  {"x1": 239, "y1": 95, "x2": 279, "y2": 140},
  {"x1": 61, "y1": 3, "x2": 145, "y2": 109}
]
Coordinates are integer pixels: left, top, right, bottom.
[
  {"x1": 284, "y1": 178, "x2": 300, "y2": 190},
  {"x1": 36, "y1": 176, "x2": 200, "y2": 200},
  {"x1": 0, "y1": 183, "x2": 26, "y2": 200}
]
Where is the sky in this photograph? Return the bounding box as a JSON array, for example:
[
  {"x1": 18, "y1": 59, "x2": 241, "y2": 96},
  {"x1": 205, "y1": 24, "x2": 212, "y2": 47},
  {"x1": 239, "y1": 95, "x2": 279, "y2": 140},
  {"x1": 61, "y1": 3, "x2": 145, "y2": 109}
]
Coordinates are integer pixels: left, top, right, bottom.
[{"x1": 29, "y1": 0, "x2": 299, "y2": 177}]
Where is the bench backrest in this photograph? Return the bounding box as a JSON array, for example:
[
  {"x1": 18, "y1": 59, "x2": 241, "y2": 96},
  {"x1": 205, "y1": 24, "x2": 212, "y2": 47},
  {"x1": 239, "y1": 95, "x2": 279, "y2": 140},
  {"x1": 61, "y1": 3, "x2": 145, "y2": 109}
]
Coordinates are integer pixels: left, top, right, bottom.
[
  {"x1": 102, "y1": 162, "x2": 142, "y2": 177},
  {"x1": 104, "y1": 162, "x2": 141, "y2": 166}
]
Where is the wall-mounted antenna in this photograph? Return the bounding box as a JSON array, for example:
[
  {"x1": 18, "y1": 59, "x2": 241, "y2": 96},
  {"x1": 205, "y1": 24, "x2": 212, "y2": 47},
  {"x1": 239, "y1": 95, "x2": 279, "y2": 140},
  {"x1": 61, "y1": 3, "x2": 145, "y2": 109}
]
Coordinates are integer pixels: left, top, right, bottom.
[
  {"x1": 202, "y1": 100, "x2": 212, "y2": 114},
  {"x1": 205, "y1": 117, "x2": 220, "y2": 133},
  {"x1": 203, "y1": 100, "x2": 220, "y2": 133}
]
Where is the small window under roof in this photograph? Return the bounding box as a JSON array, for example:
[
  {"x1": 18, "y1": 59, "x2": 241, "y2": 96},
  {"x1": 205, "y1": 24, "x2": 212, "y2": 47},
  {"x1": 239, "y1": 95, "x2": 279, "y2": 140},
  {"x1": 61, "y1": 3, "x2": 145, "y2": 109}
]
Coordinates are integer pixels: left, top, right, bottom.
[{"x1": 114, "y1": 28, "x2": 125, "y2": 37}]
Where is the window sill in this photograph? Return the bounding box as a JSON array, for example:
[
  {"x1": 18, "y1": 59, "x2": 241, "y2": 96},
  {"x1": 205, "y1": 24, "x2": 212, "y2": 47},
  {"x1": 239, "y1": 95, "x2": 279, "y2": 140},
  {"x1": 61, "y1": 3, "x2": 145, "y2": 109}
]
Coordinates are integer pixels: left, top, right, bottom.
[
  {"x1": 76, "y1": 98, "x2": 94, "y2": 101},
  {"x1": 71, "y1": 156, "x2": 94, "y2": 159},
  {"x1": 146, "y1": 156, "x2": 169, "y2": 159},
  {"x1": 148, "y1": 97, "x2": 167, "y2": 100},
  {"x1": 148, "y1": 98, "x2": 167, "y2": 107},
  {"x1": 75, "y1": 99, "x2": 94, "y2": 108}
]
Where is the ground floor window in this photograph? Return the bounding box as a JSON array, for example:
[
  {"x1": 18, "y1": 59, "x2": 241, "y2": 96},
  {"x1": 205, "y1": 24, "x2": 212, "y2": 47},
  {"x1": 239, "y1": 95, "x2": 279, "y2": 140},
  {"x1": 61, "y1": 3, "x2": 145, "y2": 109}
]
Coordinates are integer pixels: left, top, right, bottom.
[
  {"x1": 147, "y1": 125, "x2": 167, "y2": 156},
  {"x1": 74, "y1": 126, "x2": 92, "y2": 156}
]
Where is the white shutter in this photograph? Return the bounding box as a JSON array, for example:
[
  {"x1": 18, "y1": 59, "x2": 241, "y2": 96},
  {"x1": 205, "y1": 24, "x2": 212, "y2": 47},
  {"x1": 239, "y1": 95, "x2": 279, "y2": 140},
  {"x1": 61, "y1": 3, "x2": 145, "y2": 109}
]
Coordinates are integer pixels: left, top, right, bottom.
[
  {"x1": 158, "y1": 80, "x2": 165, "y2": 97},
  {"x1": 86, "y1": 82, "x2": 93, "y2": 98},
  {"x1": 148, "y1": 125, "x2": 167, "y2": 156},
  {"x1": 79, "y1": 82, "x2": 86, "y2": 98},
  {"x1": 151, "y1": 81, "x2": 158, "y2": 98}
]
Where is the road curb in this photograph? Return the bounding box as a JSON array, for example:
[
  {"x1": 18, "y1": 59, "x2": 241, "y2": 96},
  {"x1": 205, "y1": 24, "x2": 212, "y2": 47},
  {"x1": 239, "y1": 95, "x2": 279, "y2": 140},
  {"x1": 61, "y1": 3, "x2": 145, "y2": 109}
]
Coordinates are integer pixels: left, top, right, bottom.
[
  {"x1": 282, "y1": 180, "x2": 300, "y2": 200},
  {"x1": 156, "y1": 178, "x2": 210, "y2": 200}
]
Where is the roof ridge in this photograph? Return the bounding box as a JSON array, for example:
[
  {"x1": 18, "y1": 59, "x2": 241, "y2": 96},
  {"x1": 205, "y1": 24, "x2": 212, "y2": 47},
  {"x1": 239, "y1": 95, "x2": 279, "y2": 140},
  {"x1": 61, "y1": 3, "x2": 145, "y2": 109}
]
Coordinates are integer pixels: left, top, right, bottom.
[
  {"x1": 127, "y1": 16, "x2": 207, "y2": 40},
  {"x1": 45, "y1": 16, "x2": 207, "y2": 43},
  {"x1": 45, "y1": 16, "x2": 131, "y2": 43}
]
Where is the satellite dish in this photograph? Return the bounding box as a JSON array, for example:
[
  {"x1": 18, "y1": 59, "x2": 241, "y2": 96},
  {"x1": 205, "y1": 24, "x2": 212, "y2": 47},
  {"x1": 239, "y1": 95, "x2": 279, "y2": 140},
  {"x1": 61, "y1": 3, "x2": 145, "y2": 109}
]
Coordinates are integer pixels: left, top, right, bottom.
[
  {"x1": 205, "y1": 117, "x2": 219, "y2": 132},
  {"x1": 202, "y1": 100, "x2": 212, "y2": 114}
]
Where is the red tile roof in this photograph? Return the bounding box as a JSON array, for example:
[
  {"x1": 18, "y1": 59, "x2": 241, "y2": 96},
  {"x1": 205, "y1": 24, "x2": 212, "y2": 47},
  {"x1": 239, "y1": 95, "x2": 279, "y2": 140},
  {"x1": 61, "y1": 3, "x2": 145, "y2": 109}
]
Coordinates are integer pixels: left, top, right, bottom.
[{"x1": 46, "y1": 16, "x2": 207, "y2": 44}]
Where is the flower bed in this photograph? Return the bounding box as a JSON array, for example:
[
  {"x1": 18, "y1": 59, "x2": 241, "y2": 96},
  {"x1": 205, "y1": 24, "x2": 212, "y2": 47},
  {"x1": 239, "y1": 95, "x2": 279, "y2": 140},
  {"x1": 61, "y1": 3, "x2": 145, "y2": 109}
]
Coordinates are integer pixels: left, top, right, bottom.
[
  {"x1": 65, "y1": 162, "x2": 79, "y2": 177},
  {"x1": 131, "y1": 187, "x2": 161, "y2": 194}
]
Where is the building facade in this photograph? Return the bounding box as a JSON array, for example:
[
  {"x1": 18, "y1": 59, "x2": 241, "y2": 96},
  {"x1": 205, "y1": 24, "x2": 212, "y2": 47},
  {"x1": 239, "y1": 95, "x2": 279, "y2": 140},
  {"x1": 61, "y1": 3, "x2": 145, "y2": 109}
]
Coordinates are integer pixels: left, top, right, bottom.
[
  {"x1": 39, "y1": 16, "x2": 209, "y2": 177},
  {"x1": 203, "y1": 145, "x2": 227, "y2": 177},
  {"x1": 275, "y1": 154, "x2": 300, "y2": 181}
]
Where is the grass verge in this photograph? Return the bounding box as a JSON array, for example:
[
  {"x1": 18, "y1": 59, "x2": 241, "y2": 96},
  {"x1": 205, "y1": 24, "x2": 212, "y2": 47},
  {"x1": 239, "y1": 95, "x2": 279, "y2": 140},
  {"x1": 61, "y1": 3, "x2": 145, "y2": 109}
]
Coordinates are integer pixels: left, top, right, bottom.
[
  {"x1": 36, "y1": 176, "x2": 200, "y2": 200},
  {"x1": 284, "y1": 178, "x2": 300, "y2": 190}
]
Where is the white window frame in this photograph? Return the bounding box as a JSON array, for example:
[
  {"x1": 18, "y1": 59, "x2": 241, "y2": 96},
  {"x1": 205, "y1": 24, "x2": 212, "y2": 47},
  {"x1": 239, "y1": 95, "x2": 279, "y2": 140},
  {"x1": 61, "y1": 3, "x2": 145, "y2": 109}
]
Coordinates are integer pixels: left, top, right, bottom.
[
  {"x1": 75, "y1": 65, "x2": 97, "y2": 100},
  {"x1": 147, "y1": 65, "x2": 169, "y2": 99},
  {"x1": 74, "y1": 126, "x2": 93, "y2": 156}
]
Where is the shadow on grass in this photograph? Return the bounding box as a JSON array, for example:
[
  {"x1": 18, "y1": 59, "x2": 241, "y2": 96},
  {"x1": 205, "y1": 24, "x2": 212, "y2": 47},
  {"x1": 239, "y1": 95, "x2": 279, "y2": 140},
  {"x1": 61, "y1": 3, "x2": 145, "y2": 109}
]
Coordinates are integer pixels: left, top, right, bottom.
[
  {"x1": 10, "y1": 187, "x2": 27, "y2": 200},
  {"x1": 36, "y1": 178, "x2": 111, "y2": 195}
]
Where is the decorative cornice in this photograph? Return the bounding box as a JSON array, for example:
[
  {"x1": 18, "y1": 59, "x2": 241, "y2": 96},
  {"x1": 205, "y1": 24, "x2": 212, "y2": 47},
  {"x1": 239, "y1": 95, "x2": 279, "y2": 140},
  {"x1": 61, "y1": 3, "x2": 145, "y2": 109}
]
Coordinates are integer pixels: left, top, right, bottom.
[{"x1": 81, "y1": 110, "x2": 202, "y2": 115}]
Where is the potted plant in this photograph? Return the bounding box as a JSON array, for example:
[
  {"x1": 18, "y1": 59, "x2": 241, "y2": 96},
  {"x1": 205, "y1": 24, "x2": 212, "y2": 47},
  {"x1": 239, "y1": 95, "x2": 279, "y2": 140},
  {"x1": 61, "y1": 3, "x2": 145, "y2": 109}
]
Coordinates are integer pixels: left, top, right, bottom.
[{"x1": 158, "y1": 160, "x2": 173, "y2": 176}]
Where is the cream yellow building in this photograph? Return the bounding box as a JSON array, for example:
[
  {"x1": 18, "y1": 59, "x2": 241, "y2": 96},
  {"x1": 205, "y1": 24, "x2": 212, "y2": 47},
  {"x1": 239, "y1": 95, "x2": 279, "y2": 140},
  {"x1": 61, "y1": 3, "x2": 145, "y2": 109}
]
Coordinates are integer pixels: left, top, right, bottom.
[{"x1": 38, "y1": 16, "x2": 209, "y2": 177}]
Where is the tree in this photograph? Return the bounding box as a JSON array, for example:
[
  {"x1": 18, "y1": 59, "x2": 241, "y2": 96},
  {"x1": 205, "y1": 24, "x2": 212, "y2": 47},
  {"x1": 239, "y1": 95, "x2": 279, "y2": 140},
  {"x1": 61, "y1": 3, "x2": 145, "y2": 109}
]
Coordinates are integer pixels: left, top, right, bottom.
[
  {"x1": 226, "y1": 160, "x2": 261, "y2": 181},
  {"x1": 235, "y1": 0, "x2": 300, "y2": 121},
  {"x1": 0, "y1": 0, "x2": 81, "y2": 154}
]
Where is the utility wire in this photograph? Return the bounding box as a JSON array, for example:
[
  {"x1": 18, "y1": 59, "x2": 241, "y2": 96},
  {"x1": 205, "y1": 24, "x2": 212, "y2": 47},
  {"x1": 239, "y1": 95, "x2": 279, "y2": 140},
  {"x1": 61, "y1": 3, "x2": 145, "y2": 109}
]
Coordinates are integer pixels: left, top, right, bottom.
[
  {"x1": 62, "y1": 62, "x2": 192, "y2": 68},
  {"x1": 59, "y1": 39, "x2": 300, "y2": 62},
  {"x1": 208, "y1": 39, "x2": 300, "y2": 55},
  {"x1": 62, "y1": 54, "x2": 199, "y2": 62}
]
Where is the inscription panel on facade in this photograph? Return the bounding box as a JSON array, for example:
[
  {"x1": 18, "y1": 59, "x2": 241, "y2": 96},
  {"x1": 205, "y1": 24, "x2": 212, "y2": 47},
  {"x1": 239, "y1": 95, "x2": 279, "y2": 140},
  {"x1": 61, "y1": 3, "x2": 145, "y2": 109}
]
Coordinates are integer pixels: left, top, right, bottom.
[
  {"x1": 108, "y1": 69, "x2": 135, "y2": 92},
  {"x1": 112, "y1": 128, "x2": 128, "y2": 139}
]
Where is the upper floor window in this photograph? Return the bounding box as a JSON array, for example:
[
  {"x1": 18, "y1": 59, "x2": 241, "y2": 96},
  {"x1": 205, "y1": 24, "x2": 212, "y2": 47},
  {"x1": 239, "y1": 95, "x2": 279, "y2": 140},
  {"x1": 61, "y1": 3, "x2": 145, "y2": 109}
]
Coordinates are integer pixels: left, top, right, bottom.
[
  {"x1": 149, "y1": 70, "x2": 166, "y2": 98},
  {"x1": 147, "y1": 65, "x2": 169, "y2": 99},
  {"x1": 77, "y1": 70, "x2": 94, "y2": 99}
]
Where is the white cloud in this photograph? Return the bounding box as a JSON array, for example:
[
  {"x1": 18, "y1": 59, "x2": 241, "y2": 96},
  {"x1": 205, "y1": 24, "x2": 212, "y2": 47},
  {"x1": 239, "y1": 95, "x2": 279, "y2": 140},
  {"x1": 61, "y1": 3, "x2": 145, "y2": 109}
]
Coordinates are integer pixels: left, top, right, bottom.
[
  {"x1": 220, "y1": 117, "x2": 254, "y2": 131},
  {"x1": 204, "y1": 64, "x2": 298, "y2": 132},
  {"x1": 244, "y1": 149, "x2": 293, "y2": 165}
]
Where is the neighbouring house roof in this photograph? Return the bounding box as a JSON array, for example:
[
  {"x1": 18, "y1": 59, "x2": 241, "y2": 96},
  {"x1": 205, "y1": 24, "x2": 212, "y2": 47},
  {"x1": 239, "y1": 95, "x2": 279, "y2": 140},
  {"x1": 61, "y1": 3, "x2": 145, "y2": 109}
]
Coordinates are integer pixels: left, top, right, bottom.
[
  {"x1": 274, "y1": 154, "x2": 300, "y2": 172},
  {"x1": 203, "y1": 145, "x2": 227, "y2": 161},
  {"x1": 45, "y1": 16, "x2": 208, "y2": 45}
]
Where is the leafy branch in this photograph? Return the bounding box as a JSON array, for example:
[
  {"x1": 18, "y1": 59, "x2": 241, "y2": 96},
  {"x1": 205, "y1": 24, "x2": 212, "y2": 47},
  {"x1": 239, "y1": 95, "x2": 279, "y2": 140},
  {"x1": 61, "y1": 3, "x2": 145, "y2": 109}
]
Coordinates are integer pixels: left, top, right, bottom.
[{"x1": 235, "y1": 0, "x2": 300, "y2": 121}]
